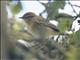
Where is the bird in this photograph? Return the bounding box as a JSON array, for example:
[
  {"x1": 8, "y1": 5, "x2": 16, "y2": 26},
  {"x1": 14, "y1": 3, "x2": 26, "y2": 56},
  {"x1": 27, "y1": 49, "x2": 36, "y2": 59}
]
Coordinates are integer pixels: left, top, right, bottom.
[{"x1": 19, "y1": 12, "x2": 60, "y2": 40}]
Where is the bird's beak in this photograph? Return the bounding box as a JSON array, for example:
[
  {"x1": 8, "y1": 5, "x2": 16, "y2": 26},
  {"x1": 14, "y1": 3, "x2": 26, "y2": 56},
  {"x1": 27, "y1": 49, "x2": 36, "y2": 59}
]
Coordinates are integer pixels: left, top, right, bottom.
[{"x1": 19, "y1": 17, "x2": 23, "y2": 19}]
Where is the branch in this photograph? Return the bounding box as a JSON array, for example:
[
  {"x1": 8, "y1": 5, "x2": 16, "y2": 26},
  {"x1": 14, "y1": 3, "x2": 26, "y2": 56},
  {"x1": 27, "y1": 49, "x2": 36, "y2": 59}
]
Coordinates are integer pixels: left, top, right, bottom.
[
  {"x1": 74, "y1": 12, "x2": 80, "y2": 19},
  {"x1": 68, "y1": 1, "x2": 78, "y2": 15},
  {"x1": 37, "y1": 0, "x2": 51, "y2": 16},
  {"x1": 73, "y1": 5, "x2": 80, "y2": 8}
]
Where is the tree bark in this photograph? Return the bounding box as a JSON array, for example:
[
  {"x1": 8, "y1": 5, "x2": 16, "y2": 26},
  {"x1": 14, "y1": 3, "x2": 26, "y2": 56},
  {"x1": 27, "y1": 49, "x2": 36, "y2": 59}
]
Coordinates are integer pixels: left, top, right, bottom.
[{"x1": 1, "y1": 1, "x2": 11, "y2": 60}]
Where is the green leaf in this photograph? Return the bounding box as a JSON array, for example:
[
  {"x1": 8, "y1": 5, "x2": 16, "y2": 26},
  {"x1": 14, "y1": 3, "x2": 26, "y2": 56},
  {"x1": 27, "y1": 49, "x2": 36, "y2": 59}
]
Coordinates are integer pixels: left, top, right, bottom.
[
  {"x1": 73, "y1": 31, "x2": 80, "y2": 47},
  {"x1": 58, "y1": 17, "x2": 73, "y2": 32},
  {"x1": 9, "y1": 1, "x2": 22, "y2": 14},
  {"x1": 47, "y1": 0, "x2": 65, "y2": 20},
  {"x1": 66, "y1": 31, "x2": 80, "y2": 60}
]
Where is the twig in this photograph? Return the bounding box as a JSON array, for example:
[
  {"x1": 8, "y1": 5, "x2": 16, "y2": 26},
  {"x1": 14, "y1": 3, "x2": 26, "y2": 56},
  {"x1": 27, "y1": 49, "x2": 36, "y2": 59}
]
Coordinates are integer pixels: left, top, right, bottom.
[
  {"x1": 73, "y1": 11, "x2": 80, "y2": 20},
  {"x1": 73, "y1": 5, "x2": 80, "y2": 8},
  {"x1": 67, "y1": 1, "x2": 78, "y2": 15},
  {"x1": 37, "y1": 0, "x2": 51, "y2": 16}
]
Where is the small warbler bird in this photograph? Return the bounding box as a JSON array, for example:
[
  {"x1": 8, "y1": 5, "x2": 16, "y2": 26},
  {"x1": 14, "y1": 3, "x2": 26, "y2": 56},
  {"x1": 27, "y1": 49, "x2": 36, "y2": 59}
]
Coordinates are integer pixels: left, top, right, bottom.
[{"x1": 20, "y1": 12, "x2": 60, "y2": 39}]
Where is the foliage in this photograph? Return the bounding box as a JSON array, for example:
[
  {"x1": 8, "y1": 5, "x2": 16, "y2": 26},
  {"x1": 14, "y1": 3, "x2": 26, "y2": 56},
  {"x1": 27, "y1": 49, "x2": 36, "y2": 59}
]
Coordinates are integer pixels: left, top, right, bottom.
[
  {"x1": 69, "y1": 31, "x2": 80, "y2": 47},
  {"x1": 13, "y1": 20, "x2": 25, "y2": 31},
  {"x1": 65, "y1": 31, "x2": 80, "y2": 60},
  {"x1": 58, "y1": 16, "x2": 73, "y2": 32},
  {"x1": 8, "y1": 1, "x2": 22, "y2": 14},
  {"x1": 47, "y1": 0, "x2": 65, "y2": 20}
]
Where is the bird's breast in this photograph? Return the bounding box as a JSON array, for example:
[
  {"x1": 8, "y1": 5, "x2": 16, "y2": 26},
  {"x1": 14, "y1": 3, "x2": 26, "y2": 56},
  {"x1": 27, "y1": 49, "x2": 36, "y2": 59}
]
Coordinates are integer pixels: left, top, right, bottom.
[
  {"x1": 27, "y1": 21, "x2": 58, "y2": 39},
  {"x1": 27, "y1": 22, "x2": 48, "y2": 38}
]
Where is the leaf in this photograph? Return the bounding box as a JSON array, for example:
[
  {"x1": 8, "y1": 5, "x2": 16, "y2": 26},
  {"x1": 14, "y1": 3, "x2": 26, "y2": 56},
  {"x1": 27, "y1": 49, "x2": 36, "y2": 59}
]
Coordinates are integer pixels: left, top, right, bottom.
[
  {"x1": 9, "y1": 1, "x2": 22, "y2": 14},
  {"x1": 66, "y1": 31, "x2": 80, "y2": 60},
  {"x1": 47, "y1": 0, "x2": 65, "y2": 20},
  {"x1": 13, "y1": 20, "x2": 25, "y2": 31},
  {"x1": 71, "y1": 31, "x2": 80, "y2": 47},
  {"x1": 58, "y1": 17, "x2": 73, "y2": 32},
  {"x1": 66, "y1": 46, "x2": 77, "y2": 60}
]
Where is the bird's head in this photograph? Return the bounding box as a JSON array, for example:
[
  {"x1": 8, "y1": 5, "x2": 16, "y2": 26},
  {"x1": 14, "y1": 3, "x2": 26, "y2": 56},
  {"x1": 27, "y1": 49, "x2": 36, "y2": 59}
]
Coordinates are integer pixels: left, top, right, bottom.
[{"x1": 20, "y1": 12, "x2": 36, "y2": 20}]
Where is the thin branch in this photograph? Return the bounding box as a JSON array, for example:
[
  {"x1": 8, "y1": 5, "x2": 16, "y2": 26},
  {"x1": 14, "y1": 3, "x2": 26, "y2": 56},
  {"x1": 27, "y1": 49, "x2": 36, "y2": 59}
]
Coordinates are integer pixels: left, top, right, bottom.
[
  {"x1": 37, "y1": 0, "x2": 51, "y2": 16},
  {"x1": 73, "y1": 5, "x2": 80, "y2": 8},
  {"x1": 67, "y1": 1, "x2": 78, "y2": 15},
  {"x1": 56, "y1": 34, "x2": 60, "y2": 42},
  {"x1": 66, "y1": 3, "x2": 80, "y2": 8},
  {"x1": 74, "y1": 12, "x2": 80, "y2": 19}
]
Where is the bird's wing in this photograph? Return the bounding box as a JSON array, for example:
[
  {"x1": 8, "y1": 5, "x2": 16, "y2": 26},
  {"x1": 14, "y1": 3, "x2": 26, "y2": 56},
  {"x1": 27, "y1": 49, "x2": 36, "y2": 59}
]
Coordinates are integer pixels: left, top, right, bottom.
[
  {"x1": 44, "y1": 21, "x2": 60, "y2": 32},
  {"x1": 35, "y1": 16, "x2": 60, "y2": 32}
]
